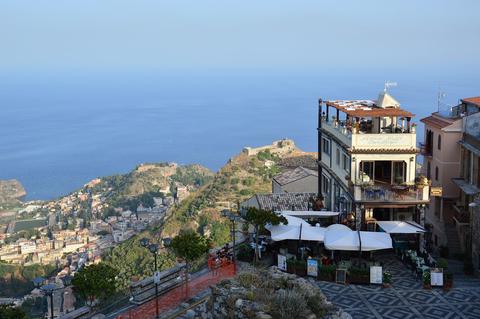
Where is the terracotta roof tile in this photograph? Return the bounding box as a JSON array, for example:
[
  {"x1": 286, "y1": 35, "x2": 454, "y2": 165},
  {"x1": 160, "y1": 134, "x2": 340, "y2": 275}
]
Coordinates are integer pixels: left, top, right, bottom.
[
  {"x1": 462, "y1": 97, "x2": 480, "y2": 106},
  {"x1": 420, "y1": 115, "x2": 454, "y2": 129}
]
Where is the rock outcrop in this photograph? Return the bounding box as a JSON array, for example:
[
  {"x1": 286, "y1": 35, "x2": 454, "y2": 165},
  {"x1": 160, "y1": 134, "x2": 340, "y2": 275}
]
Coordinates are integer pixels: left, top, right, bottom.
[
  {"x1": 0, "y1": 179, "x2": 26, "y2": 204},
  {"x1": 165, "y1": 266, "x2": 351, "y2": 319}
]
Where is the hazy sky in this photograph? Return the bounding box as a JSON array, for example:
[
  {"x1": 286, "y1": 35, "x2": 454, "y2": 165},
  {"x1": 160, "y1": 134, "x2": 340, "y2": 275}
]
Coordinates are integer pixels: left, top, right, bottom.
[{"x1": 1, "y1": 0, "x2": 479, "y2": 73}]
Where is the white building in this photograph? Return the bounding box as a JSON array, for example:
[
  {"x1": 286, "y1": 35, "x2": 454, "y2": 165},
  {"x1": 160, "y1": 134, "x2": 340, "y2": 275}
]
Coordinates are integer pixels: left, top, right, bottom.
[
  {"x1": 318, "y1": 90, "x2": 430, "y2": 230},
  {"x1": 272, "y1": 166, "x2": 318, "y2": 194}
]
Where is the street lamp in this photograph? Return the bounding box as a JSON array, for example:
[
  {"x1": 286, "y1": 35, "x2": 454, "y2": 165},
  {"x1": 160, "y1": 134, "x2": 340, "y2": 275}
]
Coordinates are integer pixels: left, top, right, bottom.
[
  {"x1": 140, "y1": 238, "x2": 160, "y2": 319},
  {"x1": 221, "y1": 210, "x2": 242, "y2": 274},
  {"x1": 40, "y1": 283, "x2": 58, "y2": 319}
]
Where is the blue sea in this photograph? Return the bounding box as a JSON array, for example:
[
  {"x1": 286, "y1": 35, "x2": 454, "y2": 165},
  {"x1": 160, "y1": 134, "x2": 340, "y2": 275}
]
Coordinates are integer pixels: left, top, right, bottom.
[{"x1": 1, "y1": 69, "x2": 478, "y2": 200}]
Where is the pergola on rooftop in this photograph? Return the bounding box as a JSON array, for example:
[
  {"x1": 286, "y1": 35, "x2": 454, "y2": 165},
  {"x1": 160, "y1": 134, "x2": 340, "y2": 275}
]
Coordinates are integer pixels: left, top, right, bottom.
[{"x1": 321, "y1": 91, "x2": 416, "y2": 134}]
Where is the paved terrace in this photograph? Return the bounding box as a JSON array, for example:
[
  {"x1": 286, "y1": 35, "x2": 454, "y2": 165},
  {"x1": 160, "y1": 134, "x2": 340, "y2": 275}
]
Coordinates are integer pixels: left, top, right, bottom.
[{"x1": 317, "y1": 256, "x2": 480, "y2": 319}]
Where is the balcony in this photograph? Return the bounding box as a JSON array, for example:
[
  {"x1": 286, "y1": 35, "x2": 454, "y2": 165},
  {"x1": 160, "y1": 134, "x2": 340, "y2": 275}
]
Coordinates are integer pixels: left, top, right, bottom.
[
  {"x1": 354, "y1": 183, "x2": 430, "y2": 204},
  {"x1": 321, "y1": 118, "x2": 417, "y2": 151},
  {"x1": 419, "y1": 142, "x2": 432, "y2": 157}
]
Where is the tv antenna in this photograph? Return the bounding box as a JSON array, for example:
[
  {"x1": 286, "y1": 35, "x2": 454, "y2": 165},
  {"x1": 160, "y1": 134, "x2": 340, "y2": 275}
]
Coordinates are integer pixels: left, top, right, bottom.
[
  {"x1": 437, "y1": 88, "x2": 446, "y2": 113},
  {"x1": 384, "y1": 81, "x2": 397, "y2": 92}
]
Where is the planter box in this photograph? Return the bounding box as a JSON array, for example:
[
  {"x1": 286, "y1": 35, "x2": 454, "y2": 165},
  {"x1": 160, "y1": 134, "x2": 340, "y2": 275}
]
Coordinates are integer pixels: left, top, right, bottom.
[{"x1": 349, "y1": 274, "x2": 370, "y2": 284}]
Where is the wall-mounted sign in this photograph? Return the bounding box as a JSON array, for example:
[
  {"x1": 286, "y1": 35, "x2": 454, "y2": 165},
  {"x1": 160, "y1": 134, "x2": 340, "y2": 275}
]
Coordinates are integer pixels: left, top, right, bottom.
[
  {"x1": 277, "y1": 255, "x2": 287, "y2": 271},
  {"x1": 307, "y1": 259, "x2": 318, "y2": 277},
  {"x1": 430, "y1": 187, "x2": 443, "y2": 197}
]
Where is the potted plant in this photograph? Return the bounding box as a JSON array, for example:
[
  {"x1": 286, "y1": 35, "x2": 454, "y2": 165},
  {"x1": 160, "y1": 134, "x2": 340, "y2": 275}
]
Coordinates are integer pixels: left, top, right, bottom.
[
  {"x1": 318, "y1": 265, "x2": 336, "y2": 282},
  {"x1": 411, "y1": 123, "x2": 417, "y2": 133},
  {"x1": 349, "y1": 267, "x2": 370, "y2": 284},
  {"x1": 382, "y1": 271, "x2": 392, "y2": 288},
  {"x1": 415, "y1": 175, "x2": 430, "y2": 189},
  {"x1": 444, "y1": 272, "x2": 453, "y2": 291},
  {"x1": 423, "y1": 270, "x2": 431, "y2": 289}
]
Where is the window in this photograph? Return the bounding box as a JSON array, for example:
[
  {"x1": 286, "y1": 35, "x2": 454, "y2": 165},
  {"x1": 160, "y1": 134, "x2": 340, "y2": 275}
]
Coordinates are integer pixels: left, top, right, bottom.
[
  {"x1": 336, "y1": 148, "x2": 340, "y2": 165},
  {"x1": 438, "y1": 135, "x2": 442, "y2": 150},
  {"x1": 360, "y1": 161, "x2": 374, "y2": 182},
  {"x1": 393, "y1": 161, "x2": 406, "y2": 184},
  {"x1": 435, "y1": 166, "x2": 439, "y2": 181},
  {"x1": 322, "y1": 175, "x2": 330, "y2": 194},
  {"x1": 322, "y1": 138, "x2": 330, "y2": 155},
  {"x1": 342, "y1": 154, "x2": 348, "y2": 171},
  {"x1": 427, "y1": 161, "x2": 431, "y2": 179}
]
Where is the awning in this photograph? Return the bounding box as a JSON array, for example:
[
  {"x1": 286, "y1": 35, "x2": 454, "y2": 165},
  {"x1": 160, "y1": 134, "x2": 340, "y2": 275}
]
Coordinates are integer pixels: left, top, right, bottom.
[
  {"x1": 452, "y1": 177, "x2": 480, "y2": 196},
  {"x1": 376, "y1": 221, "x2": 426, "y2": 233},
  {"x1": 323, "y1": 224, "x2": 392, "y2": 251},
  {"x1": 279, "y1": 210, "x2": 340, "y2": 218}
]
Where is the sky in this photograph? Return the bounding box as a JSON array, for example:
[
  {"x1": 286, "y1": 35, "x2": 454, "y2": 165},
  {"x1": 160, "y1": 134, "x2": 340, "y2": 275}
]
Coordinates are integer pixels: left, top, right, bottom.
[{"x1": 1, "y1": 0, "x2": 479, "y2": 74}]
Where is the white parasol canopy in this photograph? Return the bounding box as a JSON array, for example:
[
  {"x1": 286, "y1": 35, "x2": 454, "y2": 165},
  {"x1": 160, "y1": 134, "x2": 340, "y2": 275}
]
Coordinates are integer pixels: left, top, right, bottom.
[
  {"x1": 266, "y1": 214, "x2": 325, "y2": 242},
  {"x1": 324, "y1": 224, "x2": 392, "y2": 251},
  {"x1": 279, "y1": 210, "x2": 340, "y2": 218},
  {"x1": 376, "y1": 221, "x2": 426, "y2": 234}
]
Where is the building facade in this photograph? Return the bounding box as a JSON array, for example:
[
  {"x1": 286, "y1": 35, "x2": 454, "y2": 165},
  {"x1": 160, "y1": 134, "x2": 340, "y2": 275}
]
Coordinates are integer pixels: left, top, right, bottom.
[
  {"x1": 449, "y1": 97, "x2": 480, "y2": 272},
  {"x1": 420, "y1": 111, "x2": 462, "y2": 253},
  {"x1": 317, "y1": 91, "x2": 430, "y2": 232}
]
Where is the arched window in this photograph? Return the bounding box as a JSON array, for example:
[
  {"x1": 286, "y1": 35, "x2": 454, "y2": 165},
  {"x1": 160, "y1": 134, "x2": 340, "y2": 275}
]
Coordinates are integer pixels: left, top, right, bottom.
[
  {"x1": 435, "y1": 166, "x2": 439, "y2": 181},
  {"x1": 438, "y1": 135, "x2": 442, "y2": 150}
]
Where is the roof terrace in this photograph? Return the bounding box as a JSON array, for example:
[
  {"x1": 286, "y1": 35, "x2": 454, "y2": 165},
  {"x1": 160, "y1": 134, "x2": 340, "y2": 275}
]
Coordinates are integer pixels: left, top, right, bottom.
[{"x1": 319, "y1": 92, "x2": 418, "y2": 151}]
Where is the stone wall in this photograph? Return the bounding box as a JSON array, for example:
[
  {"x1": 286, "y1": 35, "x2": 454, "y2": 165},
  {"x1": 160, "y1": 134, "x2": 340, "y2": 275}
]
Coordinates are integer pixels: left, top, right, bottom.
[
  {"x1": 164, "y1": 266, "x2": 351, "y2": 319},
  {"x1": 243, "y1": 139, "x2": 296, "y2": 157}
]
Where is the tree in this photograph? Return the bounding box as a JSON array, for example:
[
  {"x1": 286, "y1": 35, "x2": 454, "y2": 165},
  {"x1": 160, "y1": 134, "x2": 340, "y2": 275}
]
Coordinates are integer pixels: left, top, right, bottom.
[
  {"x1": 243, "y1": 207, "x2": 287, "y2": 263},
  {"x1": 170, "y1": 230, "x2": 210, "y2": 294},
  {"x1": 72, "y1": 263, "x2": 117, "y2": 305},
  {"x1": 0, "y1": 304, "x2": 28, "y2": 319}
]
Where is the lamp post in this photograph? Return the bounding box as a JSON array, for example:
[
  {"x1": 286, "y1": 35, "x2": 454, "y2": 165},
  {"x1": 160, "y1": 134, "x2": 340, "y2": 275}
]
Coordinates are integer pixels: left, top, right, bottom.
[
  {"x1": 222, "y1": 210, "x2": 242, "y2": 274},
  {"x1": 40, "y1": 283, "x2": 57, "y2": 319},
  {"x1": 140, "y1": 238, "x2": 159, "y2": 319}
]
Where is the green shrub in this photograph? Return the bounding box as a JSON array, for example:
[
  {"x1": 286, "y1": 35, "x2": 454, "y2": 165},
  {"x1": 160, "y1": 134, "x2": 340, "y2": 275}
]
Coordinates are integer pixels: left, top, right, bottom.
[
  {"x1": 270, "y1": 290, "x2": 309, "y2": 319},
  {"x1": 237, "y1": 272, "x2": 262, "y2": 288},
  {"x1": 437, "y1": 258, "x2": 448, "y2": 269},
  {"x1": 236, "y1": 244, "x2": 254, "y2": 262}
]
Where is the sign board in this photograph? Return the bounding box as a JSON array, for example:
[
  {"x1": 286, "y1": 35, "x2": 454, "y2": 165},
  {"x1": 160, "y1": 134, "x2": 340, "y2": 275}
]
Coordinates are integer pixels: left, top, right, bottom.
[
  {"x1": 370, "y1": 266, "x2": 383, "y2": 284},
  {"x1": 430, "y1": 187, "x2": 443, "y2": 197},
  {"x1": 336, "y1": 269, "x2": 347, "y2": 284},
  {"x1": 307, "y1": 259, "x2": 318, "y2": 277},
  {"x1": 154, "y1": 271, "x2": 161, "y2": 284},
  {"x1": 277, "y1": 255, "x2": 287, "y2": 271},
  {"x1": 431, "y1": 268, "x2": 443, "y2": 286}
]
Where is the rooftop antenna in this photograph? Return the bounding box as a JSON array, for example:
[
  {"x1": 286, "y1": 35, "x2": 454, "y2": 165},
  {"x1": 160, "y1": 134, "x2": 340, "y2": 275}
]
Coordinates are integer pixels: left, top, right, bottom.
[
  {"x1": 384, "y1": 81, "x2": 397, "y2": 92},
  {"x1": 437, "y1": 88, "x2": 446, "y2": 113}
]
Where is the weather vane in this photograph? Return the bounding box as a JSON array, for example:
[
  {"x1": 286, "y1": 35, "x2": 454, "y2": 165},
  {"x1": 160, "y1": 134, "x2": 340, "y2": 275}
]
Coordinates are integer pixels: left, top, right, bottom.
[{"x1": 384, "y1": 81, "x2": 397, "y2": 92}]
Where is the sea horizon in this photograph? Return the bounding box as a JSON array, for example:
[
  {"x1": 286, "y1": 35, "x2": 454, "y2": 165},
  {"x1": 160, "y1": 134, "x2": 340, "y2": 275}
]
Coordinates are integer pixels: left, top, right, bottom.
[{"x1": 1, "y1": 69, "x2": 479, "y2": 201}]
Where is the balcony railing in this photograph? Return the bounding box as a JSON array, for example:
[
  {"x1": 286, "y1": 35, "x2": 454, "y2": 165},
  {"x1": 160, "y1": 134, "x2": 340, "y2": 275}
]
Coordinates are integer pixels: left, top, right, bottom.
[
  {"x1": 354, "y1": 184, "x2": 429, "y2": 203},
  {"x1": 419, "y1": 142, "x2": 432, "y2": 156},
  {"x1": 321, "y1": 118, "x2": 417, "y2": 150}
]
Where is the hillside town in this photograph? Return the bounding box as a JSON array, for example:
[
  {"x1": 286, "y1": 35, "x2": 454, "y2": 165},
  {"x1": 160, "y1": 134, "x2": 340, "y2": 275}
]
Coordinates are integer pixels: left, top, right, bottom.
[{"x1": 2, "y1": 92, "x2": 480, "y2": 319}]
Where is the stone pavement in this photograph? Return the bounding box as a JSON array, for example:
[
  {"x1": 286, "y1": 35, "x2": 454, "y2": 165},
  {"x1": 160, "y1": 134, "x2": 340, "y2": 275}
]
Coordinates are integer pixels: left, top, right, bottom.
[{"x1": 317, "y1": 256, "x2": 480, "y2": 319}]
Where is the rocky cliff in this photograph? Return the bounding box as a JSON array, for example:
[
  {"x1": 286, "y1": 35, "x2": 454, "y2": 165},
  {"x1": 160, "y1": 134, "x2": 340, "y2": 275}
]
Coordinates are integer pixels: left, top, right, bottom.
[{"x1": 0, "y1": 179, "x2": 26, "y2": 204}]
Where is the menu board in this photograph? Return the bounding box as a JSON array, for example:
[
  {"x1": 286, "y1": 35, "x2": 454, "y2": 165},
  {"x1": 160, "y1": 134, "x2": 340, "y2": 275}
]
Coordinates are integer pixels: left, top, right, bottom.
[
  {"x1": 336, "y1": 269, "x2": 347, "y2": 284},
  {"x1": 370, "y1": 266, "x2": 383, "y2": 284},
  {"x1": 307, "y1": 259, "x2": 318, "y2": 277},
  {"x1": 431, "y1": 268, "x2": 443, "y2": 286},
  {"x1": 277, "y1": 255, "x2": 287, "y2": 271}
]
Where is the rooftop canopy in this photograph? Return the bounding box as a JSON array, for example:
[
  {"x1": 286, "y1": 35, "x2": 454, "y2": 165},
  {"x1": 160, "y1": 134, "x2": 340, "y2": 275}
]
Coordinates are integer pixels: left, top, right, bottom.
[
  {"x1": 324, "y1": 92, "x2": 415, "y2": 118},
  {"x1": 376, "y1": 221, "x2": 426, "y2": 234}
]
